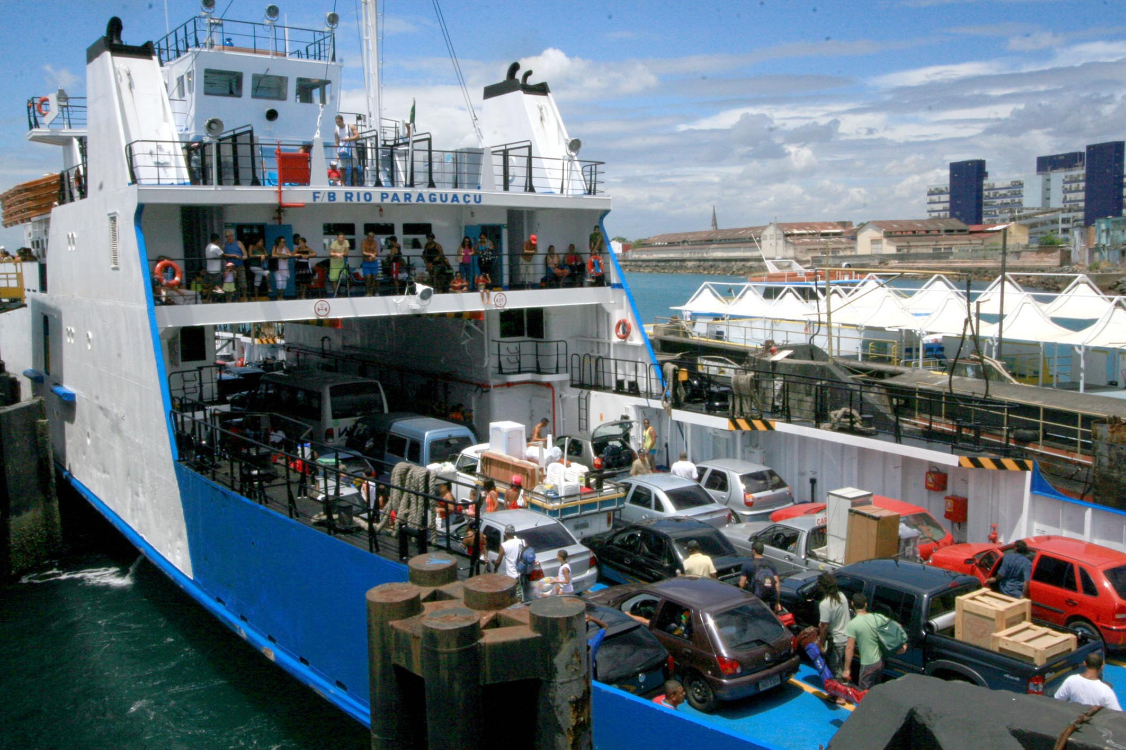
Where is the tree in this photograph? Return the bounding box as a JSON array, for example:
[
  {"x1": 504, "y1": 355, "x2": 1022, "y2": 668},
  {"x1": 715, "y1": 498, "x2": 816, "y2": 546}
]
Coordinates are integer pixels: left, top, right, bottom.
[
  {"x1": 1039, "y1": 233, "x2": 1065, "y2": 247},
  {"x1": 611, "y1": 236, "x2": 630, "y2": 243}
]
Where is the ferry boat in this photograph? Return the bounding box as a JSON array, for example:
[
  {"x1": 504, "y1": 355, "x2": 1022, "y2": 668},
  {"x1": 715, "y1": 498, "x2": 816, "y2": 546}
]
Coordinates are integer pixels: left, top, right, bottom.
[{"x1": 5, "y1": 6, "x2": 1126, "y2": 750}]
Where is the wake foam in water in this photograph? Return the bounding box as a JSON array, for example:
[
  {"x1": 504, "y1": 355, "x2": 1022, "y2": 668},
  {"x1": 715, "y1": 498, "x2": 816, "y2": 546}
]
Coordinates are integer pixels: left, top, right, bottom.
[{"x1": 20, "y1": 555, "x2": 145, "y2": 588}]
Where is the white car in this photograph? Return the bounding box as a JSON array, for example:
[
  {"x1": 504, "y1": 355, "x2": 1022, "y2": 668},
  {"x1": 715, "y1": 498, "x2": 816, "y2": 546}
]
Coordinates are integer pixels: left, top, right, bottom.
[{"x1": 446, "y1": 509, "x2": 600, "y2": 594}]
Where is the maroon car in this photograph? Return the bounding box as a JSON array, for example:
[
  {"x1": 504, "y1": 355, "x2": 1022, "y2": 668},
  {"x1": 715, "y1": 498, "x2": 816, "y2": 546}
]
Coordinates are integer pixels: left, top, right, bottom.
[{"x1": 587, "y1": 576, "x2": 799, "y2": 712}]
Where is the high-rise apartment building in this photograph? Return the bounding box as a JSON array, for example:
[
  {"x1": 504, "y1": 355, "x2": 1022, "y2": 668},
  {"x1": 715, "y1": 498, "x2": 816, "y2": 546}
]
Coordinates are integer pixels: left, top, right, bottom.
[
  {"x1": 1085, "y1": 141, "x2": 1125, "y2": 227},
  {"x1": 949, "y1": 159, "x2": 986, "y2": 225}
]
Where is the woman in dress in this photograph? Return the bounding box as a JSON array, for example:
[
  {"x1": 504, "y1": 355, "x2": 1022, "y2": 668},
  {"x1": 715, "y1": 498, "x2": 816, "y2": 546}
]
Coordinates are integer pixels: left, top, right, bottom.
[
  {"x1": 475, "y1": 233, "x2": 496, "y2": 279},
  {"x1": 457, "y1": 236, "x2": 476, "y2": 284},
  {"x1": 248, "y1": 237, "x2": 269, "y2": 299},
  {"x1": 271, "y1": 236, "x2": 293, "y2": 298},
  {"x1": 293, "y1": 234, "x2": 315, "y2": 299}
]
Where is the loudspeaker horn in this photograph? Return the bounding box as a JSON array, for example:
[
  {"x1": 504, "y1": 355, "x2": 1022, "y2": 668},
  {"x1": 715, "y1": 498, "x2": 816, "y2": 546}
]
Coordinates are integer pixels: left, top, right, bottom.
[{"x1": 204, "y1": 117, "x2": 224, "y2": 137}]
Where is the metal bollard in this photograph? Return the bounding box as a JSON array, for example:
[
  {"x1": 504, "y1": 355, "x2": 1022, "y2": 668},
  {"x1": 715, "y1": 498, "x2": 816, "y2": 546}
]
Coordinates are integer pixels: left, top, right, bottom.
[
  {"x1": 407, "y1": 552, "x2": 458, "y2": 588},
  {"x1": 420, "y1": 607, "x2": 483, "y2": 750},
  {"x1": 367, "y1": 582, "x2": 423, "y2": 750},
  {"x1": 462, "y1": 573, "x2": 517, "y2": 611},
  {"x1": 528, "y1": 596, "x2": 591, "y2": 750}
]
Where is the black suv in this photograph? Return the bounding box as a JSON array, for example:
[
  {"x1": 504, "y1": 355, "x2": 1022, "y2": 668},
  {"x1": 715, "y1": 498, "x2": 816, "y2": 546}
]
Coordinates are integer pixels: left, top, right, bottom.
[{"x1": 586, "y1": 517, "x2": 752, "y2": 586}]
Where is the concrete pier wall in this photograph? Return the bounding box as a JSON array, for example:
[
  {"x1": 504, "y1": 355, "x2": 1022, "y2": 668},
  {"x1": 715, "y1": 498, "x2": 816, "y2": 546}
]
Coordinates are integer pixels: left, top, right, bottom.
[{"x1": 0, "y1": 397, "x2": 62, "y2": 578}]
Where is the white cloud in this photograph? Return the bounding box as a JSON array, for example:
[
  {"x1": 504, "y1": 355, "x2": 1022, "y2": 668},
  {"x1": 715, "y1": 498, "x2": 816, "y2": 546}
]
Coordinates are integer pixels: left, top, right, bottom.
[
  {"x1": 43, "y1": 64, "x2": 78, "y2": 90},
  {"x1": 516, "y1": 48, "x2": 659, "y2": 100}
]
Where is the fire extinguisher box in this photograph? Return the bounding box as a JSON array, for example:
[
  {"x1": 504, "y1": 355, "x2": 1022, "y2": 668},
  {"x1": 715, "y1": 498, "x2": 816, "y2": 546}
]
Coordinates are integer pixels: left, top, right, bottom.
[
  {"x1": 945, "y1": 494, "x2": 968, "y2": 524},
  {"x1": 925, "y1": 469, "x2": 948, "y2": 492}
]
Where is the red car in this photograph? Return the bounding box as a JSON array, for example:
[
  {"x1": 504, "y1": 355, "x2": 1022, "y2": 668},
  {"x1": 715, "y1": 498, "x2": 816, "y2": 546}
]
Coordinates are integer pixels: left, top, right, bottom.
[
  {"x1": 928, "y1": 536, "x2": 1126, "y2": 647},
  {"x1": 769, "y1": 495, "x2": 954, "y2": 561}
]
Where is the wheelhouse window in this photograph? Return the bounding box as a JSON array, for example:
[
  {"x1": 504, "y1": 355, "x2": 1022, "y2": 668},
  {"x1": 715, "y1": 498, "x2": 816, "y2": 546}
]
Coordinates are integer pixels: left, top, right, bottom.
[
  {"x1": 296, "y1": 77, "x2": 331, "y2": 104},
  {"x1": 251, "y1": 74, "x2": 288, "y2": 101},
  {"x1": 203, "y1": 69, "x2": 243, "y2": 98}
]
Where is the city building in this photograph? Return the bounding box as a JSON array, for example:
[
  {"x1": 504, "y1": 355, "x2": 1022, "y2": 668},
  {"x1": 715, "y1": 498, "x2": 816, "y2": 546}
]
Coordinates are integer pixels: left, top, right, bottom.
[
  {"x1": 926, "y1": 184, "x2": 950, "y2": 219},
  {"x1": 982, "y1": 179, "x2": 1025, "y2": 222},
  {"x1": 949, "y1": 159, "x2": 987, "y2": 225},
  {"x1": 1085, "y1": 141, "x2": 1125, "y2": 227},
  {"x1": 759, "y1": 221, "x2": 855, "y2": 262},
  {"x1": 855, "y1": 218, "x2": 1026, "y2": 255},
  {"x1": 1014, "y1": 207, "x2": 1078, "y2": 245}
]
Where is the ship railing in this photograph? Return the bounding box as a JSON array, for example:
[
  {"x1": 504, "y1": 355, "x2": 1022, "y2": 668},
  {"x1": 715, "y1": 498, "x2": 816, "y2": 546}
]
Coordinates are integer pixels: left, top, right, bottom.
[
  {"x1": 26, "y1": 96, "x2": 86, "y2": 131},
  {"x1": 58, "y1": 164, "x2": 87, "y2": 205},
  {"x1": 490, "y1": 141, "x2": 604, "y2": 196},
  {"x1": 493, "y1": 339, "x2": 568, "y2": 375},
  {"x1": 569, "y1": 354, "x2": 665, "y2": 400},
  {"x1": 170, "y1": 406, "x2": 486, "y2": 563},
  {"x1": 147, "y1": 250, "x2": 509, "y2": 304},
  {"x1": 154, "y1": 17, "x2": 334, "y2": 64}
]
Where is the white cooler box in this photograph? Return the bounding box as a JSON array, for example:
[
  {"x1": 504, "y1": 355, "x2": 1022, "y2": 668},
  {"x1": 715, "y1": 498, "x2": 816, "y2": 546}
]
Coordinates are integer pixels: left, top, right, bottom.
[{"x1": 489, "y1": 421, "x2": 526, "y2": 458}]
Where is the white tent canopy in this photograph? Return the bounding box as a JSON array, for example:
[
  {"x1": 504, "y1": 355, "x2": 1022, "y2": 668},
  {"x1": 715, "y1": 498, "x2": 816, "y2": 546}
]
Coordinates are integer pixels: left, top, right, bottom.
[
  {"x1": 905, "y1": 275, "x2": 964, "y2": 315},
  {"x1": 979, "y1": 295, "x2": 1077, "y2": 343},
  {"x1": 973, "y1": 276, "x2": 1036, "y2": 317},
  {"x1": 1060, "y1": 301, "x2": 1126, "y2": 347},
  {"x1": 916, "y1": 293, "x2": 973, "y2": 336},
  {"x1": 1044, "y1": 276, "x2": 1115, "y2": 321},
  {"x1": 817, "y1": 293, "x2": 920, "y2": 329},
  {"x1": 726, "y1": 286, "x2": 775, "y2": 318},
  {"x1": 768, "y1": 288, "x2": 815, "y2": 321},
  {"x1": 673, "y1": 284, "x2": 732, "y2": 315}
]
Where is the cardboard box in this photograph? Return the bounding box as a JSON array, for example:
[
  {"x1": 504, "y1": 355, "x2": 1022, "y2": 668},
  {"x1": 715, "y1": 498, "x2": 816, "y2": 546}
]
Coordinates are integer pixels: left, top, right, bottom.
[
  {"x1": 991, "y1": 621, "x2": 1076, "y2": 665},
  {"x1": 827, "y1": 487, "x2": 873, "y2": 564},
  {"x1": 844, "y1": 505, "x2": 900, "y2": 564},
  {"x1": 955, "y1": 589, "x2": 1031, "y2": 650}
]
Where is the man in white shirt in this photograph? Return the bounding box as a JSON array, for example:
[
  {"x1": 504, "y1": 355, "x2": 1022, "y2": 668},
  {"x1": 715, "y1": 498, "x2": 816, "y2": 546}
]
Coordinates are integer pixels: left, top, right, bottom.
[
  {"x1": 670, "y1": 452, "x2": 698, "y2": 481},
  {"x1": 1055, "y1": 652, "x2": 1121, "y2": 710},
  {"x1": 498, "y1": 524, "x2": 527, "y2": 602}
]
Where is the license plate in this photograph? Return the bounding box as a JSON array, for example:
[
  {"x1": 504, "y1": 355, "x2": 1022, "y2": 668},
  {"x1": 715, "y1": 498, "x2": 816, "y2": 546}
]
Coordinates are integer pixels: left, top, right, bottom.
[{"x1": 758, "y1": 674, "x2": 781, "y2": 691}]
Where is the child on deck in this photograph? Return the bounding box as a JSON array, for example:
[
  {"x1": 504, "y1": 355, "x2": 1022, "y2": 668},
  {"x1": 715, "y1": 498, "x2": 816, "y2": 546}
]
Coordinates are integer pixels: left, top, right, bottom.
[
  {"x1": 450, "y1": 272, "x2": 468, "y2": 293},
  {"x1": 476, "y1": 271, "x2": 491, "y2": 304},
  {"x1": 327, "y1": 160, "x2": 343, "y2": 186},
  {"x1": 221, "y1": 262, "x2": 236, "y2": 297}
]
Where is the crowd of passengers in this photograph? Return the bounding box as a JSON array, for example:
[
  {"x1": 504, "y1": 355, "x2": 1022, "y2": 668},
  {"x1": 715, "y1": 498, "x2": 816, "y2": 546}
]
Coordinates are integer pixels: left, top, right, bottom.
[{"x1": 155, "y1": 224, "x2": 608, "y2": 304}]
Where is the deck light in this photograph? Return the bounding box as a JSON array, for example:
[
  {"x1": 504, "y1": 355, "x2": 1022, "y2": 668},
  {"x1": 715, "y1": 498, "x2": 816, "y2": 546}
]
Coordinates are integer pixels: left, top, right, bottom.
[
  {"x1": 325, "y1": 11, "x2": 339, "y2": 29},
  {"x1": 200, "y1": 0, "x2": 216, "y2": 15},
  {"x1": 264, "y1": 4, "x2": 280, "y2": 23}
]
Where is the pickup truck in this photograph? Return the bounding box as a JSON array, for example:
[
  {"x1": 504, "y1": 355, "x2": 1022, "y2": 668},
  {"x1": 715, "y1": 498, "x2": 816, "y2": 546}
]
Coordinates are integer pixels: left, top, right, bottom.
[
  {"x1": 779, "y1": 558, "x2": 1099, "y2": 696},
  {"x1": 721, "y1": 515, "x2": 838, "y2": 576}
]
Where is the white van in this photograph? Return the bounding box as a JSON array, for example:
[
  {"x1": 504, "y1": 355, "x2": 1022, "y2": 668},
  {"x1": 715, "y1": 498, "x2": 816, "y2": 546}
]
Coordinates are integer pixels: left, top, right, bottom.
[{"x1": 244, "y1": 370, "x2": 388, "y2": 445}]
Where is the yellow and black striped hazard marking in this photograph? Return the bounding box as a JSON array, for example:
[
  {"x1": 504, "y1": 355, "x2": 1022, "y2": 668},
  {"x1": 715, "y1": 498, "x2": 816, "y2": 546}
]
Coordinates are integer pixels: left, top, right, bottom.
[
  {"x1": 728, "y1": 418, "x2": 775, "y2": 432},
  {"x1": 253, "y1": 337, "x2": 278, "y2": 344},
  {"x1": 958, "y1": 456, "x2": 1034, "y2": 471}
]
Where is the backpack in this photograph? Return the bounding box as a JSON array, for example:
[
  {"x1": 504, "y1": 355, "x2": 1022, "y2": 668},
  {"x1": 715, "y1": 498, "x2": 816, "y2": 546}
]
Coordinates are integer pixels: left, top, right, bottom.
[
  {"x1": 752, "y1": 561, "x2": 776, "y2": 601},
  {"x1": 872, "y1": 613, "x2": 908, "y2": 655},
  {"x1": 516, "y1": 545, "x2": 537, "y2": 576}
]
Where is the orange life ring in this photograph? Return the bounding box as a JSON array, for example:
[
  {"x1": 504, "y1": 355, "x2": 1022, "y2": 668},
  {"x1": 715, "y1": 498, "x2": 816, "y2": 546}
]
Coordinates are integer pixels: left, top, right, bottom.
[
  {"x1": 154, "y1": 259, "x2": 183, "y2": 287},
  {"x1": 36, "y1": 97, "x2": 49, "y2": 117},
  {"x1": 615, "y1": 318, "x2": 631, "y2": 340}
]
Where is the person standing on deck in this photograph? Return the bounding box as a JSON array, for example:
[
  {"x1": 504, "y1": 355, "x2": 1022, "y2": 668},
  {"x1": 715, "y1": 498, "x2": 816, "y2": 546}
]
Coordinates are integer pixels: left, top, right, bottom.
[
  {"x1": 204, "y1": 233, "x2": 223, "y2": 302},
  {"x1": 334, "y1": 114, "x2": 359, "y2": 185},
  {"x1": 642, "y1": 418, "x2": 658, "y2": 471},
  {"x1": 520, "y1": 235, "x2": 539, "y2": 288},
  {"x1": 1055, "y1": 651, "x2": 1122, "y2": 710},
  {"x1": 329, "y1": 233, "x2": 351, "y2": 295},
  {"x1": 816, "y1": 572, "x2": 852, "y2": 701},
  {"x1": 670, "y1": 452, "x2": 698, "y2": 481},
  {"x1": 499, "y1": 525, "x2": 528, "y2": 602},
  {"x1": 221, "y1": 230, "x2": 247, "y2": 301},
  {"x1": 271, "y1": 236, "x2": 292, "y2": 298},
  {"x1": 681, "y1": 540, "x2": 717, "y2": 578},
  {"x1": 361, "y1": 231, "x2": 381, "y2": 296},
  {"x1": 986, "y1": 539, "x2": 1033, "y2": 599}
]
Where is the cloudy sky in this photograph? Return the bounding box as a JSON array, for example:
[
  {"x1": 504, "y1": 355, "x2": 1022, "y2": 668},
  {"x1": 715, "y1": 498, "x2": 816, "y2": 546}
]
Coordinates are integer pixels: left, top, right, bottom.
[{"x1": 0, "y1": 0, "x2": 1122, "y2": 247}]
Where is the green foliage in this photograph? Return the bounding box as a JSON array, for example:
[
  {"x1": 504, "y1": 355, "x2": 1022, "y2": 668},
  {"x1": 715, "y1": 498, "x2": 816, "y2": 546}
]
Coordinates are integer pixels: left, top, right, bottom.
[{"x1": 1039, "y1": 233, "x2": 1065, "y2": 247}]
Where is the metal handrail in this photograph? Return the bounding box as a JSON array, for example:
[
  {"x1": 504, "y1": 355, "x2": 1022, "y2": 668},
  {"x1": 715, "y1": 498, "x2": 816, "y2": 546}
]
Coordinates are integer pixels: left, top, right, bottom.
[
  {"x1": 570, "y1": 353, "x2": 664, "y2": 399},
  {"x1": 492, "y1": 339, "x2": 569, "y2": 375},
  {"x1": 171, "y1": 407, "x2": 482, "y2": 556},
  {"x1": 154, "y1": 17, "x2": 334, "y2": 64},
  {"x1": 26, "y1": 96, "x2": 87, "y2": 130}
]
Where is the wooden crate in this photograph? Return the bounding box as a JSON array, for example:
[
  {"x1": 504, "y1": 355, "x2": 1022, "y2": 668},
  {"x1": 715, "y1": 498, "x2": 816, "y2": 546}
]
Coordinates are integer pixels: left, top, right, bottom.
[
  {"x1": 954, "y1": 589, "x2": 1031, "y2": 650},
  {"x1": 991, "y1": 622, "x2": 1077, "y2": 666},
  {"x1": 478, "y1": 450, "x2": 540, "y2": 491}
]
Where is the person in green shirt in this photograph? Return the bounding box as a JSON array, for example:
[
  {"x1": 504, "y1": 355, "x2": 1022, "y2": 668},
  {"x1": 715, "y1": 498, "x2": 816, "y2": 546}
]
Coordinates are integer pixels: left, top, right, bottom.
[{"x1": 843, "y1": 592, "x2": 905, "y2": 691}]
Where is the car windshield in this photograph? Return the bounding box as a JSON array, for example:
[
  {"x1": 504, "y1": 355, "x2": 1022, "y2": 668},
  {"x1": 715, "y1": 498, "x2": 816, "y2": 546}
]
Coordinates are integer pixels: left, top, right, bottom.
[
  {"x1": 329, "y1": 383, "x2": 386, "y2": 419},
  {"x1": 518, "y1": 523, "x2": 575, "y2": 551},
  {"x1": 741, "y1": 469, "x2": 787, "y2": 493},
  {"x1": 673, "y1": 533, "x2": 736, "y2": 559},
  {"x1": 591, "y1": 624, "x2": 666, "y2": 682},
  {"x1": 665, "y1": 485, "x2": 714, "y2": 510},
  {"x1": 903, "y1": 512, "x2": 946, "y2": 543},
  {"x1": 711, "y1": 601, "x2": 787, "y2": 651},
  {"x1": 1105, "y1": 566, "x2": 1126, "y2": 599},
  {"x1": 431, "y1": 435, "x2": 474, "y2": 464}
]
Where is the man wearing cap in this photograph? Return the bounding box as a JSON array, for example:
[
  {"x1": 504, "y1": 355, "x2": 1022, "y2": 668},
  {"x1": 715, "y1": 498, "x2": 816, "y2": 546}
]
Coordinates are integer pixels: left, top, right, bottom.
[
  {"x1": 521, "y1": 234, "x2": 539, "y2": 288},
  {"x1": 499, "y1": 524, "x2": 529, "y2": 602}
]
